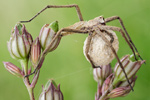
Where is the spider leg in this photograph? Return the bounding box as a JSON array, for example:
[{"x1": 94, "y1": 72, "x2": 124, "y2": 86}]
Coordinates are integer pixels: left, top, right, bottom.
[
  {"x1": 61, "y1": 29, "x2": 101, "y2": 68},
  {"x1": 105, "y1": 16, "x2": 143, "y2": 61},
  {"x1": 84, "y1": 32, "x2": 101, "y2": 68},
  {"x1": 94, "y1": 28, "x2": 134, "y2": 91},
  {"x1": 25, "y1": 28, "x2": 89, "y2": 77},
  {"x1": 98, "y1": 25, "x2": 137, "y2": 62},
  {"x1": 57, "y1": 29, "x2": 100, "y2": 68},
  {"x1": 20, "y1": 4, "x2": 83, "y2": 23},
  {"x1": 103, "y1": 30, "x2": 114, "y2": 43}
]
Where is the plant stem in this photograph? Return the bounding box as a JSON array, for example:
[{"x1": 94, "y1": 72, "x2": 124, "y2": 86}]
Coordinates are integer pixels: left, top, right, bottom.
[
  {"x1": 20, "y1": 59, "x2": 35, "y2": 100},
  {"x1": 27, "y1": 87, "x2": 35, "y2": 100},
  {"x1": 20, "y1": 59, "x2": 28, "y2": 75}
]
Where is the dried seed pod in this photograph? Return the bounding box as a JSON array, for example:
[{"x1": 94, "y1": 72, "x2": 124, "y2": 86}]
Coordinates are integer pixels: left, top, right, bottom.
[{"x1": 83, "y1": 30, "x2": 119, "y2": 66}]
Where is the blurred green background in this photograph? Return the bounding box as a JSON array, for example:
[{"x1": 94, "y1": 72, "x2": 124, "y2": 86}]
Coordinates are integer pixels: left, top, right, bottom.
[{"x1": 0, "y1": 0, "x2": 150, "y2": 100}]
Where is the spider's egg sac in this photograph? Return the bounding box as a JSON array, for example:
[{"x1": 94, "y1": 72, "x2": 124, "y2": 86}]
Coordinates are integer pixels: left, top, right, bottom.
[{"x1": 83, "y1": 30, "x2": 119, "y2": 66}]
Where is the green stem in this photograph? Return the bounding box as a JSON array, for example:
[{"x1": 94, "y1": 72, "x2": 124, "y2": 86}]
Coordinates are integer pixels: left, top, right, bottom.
[
  {"x1": 112, "y1": 78, "x2": 119, "y2": 87},
  {"x1": 20, "y1": 59, "x2": 35, "y2": 100},
  {"x1": 27, "y1": 87, "x2": 35, "y2": 100},
  {"x1": 20, "y1": 59, "x2": 28, "y2": 75}
]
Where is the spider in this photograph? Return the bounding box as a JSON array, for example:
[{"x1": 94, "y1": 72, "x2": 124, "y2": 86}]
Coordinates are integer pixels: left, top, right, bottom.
[{"x1": 20, "y1": 4, "x2": 143, "y2": 91}]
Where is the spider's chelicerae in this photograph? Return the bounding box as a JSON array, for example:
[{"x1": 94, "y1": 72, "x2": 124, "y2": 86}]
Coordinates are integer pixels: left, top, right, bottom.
[{"x1": 20, "y1": 4, "x2": 143, "y2": 91}]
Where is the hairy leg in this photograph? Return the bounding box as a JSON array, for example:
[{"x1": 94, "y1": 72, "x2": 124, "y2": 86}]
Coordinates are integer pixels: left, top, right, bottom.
[
  {"x1": 84, "y1": 32, "x2": 100, "y2": 68},
  {"x1": 105, "y1": 16, "x2": 143, "y2": 60},
  {"x1": 94, "y1": 27, "x2": 133, "y2": 91},
  {"x1": 20, "y1": 4, "x2": 83, "y2": 23},
  {"x1": 102, "y1": 30, "x2": 114, "y2": 43},
  {"x1": 98, "y1": 25, "x2": 137, "y2": 61},
  {"x1": 25, "y1": 28, "x2": 88, "y2": 77}
]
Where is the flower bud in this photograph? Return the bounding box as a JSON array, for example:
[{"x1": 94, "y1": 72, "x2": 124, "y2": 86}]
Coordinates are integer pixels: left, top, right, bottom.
[
  {"x1": 119, "y1": 76, "x2": 137, "y2": 87},
  {"x1": 107, "y1": 86, "x2": 131, "y2": 98},
  {"x1": 3, "y1": 62, "x2": 24, "y2": 78},
  {"x1": 113, "y1": 55, "x2": 145, "y2": 86},
  {"x1": 30, "y1": 37, "x2": 41, "y2": 68},
  {"x1": 106, "y1": 76, "x2": 137, "y2": 99},
  {"x1": 93, "y1": 64, "x2": 112, "y2": 85},
  {"x1": 39, "y1": 21, "x2": 61, "y2": 52},
  {"x1": 101, "y1": 74, "x2": 114, "y2": 94},
  {"x1": 83, "y1": 30, "x2": 119, "y2": 66},
  {"x1": 95, "y1": 82, "x2": 103, "y2": 100},
  {"x1": 7, "y1": 23, "x2": 33, "y2": 60},
  {"x1": 129, "y1": 53, "x2": 139, "y2": 62},
  {"x1": 39, "y1": 79, "x2": 63, "y2": 100}
]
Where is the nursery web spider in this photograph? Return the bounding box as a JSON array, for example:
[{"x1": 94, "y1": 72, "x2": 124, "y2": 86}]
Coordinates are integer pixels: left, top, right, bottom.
[{"x1": 20, "y1": 4, "x2": 143, "y2": 91}]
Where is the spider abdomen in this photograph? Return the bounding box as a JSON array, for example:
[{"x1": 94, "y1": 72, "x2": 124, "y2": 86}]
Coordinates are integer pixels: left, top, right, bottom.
[{"x1": 83, "y1": 30, "x2": 119, "y2": 66}]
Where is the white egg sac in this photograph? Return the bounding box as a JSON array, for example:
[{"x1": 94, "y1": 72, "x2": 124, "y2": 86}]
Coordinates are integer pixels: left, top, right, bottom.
[{"x1": 83, "y1": 30, "x2": 119, "y2": 66}]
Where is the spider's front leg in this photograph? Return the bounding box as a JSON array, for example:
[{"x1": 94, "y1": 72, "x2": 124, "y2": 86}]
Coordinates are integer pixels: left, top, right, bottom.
[
  {"x1": 105, "y1": 16, "x2": 143, "y2": 61},
  {"x1": 98, "y1": 25, "x2": 137, "y2": 61},
  {"x1": 20, "y1": 4, "x2": 83, "y2": 23},
  {"x1": 26, "y1": 28, "x2": 89, "y2": 77},
  {"x1": 94, "y1": 28, "x2": 134, "y2": 91},
  {"x1": 83, "y1": 30, "x2": 115, "y2": 69},
  {"x1": 83, "y1": 32, "x2": 101, "y2": 68}
]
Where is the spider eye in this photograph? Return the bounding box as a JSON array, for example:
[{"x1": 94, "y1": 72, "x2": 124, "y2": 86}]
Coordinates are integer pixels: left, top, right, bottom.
[
  {"x1": 102, "y1": 17, "x2": 105, "y2": 25},
  {"x1": 103, "y1": 17, "x2": 105, "y2": 21},
  {"x1": 99, "y1": 16, "x2": 105, "y2": 24}
]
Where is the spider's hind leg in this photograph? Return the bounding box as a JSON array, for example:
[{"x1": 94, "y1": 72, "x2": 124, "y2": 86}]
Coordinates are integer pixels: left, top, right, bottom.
[
  {"x1": 84, "y1": 32, "x2": 101, "y2": 69},
  {"x1": 105, "y1": 16, "x2": 143, "y2": 61},
  {"x1": 99, "y1": 25, "x2": 138, "y2": 62},
  {"x1": 94, "y1": 27, "x2": 134, "y2": 91}
]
